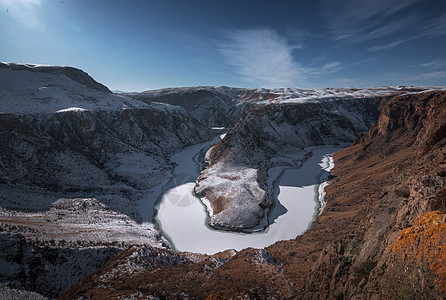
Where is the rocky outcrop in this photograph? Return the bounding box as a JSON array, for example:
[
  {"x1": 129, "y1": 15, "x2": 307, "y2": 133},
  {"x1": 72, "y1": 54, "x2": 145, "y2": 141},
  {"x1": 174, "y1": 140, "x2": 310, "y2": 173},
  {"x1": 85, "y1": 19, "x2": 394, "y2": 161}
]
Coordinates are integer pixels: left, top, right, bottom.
[
  {"x1": 60, "y1": 246, "x2": 296, "y2": 300},
  {"x1": 299, "y1": 90, "x2": 446, "y2": 299}
]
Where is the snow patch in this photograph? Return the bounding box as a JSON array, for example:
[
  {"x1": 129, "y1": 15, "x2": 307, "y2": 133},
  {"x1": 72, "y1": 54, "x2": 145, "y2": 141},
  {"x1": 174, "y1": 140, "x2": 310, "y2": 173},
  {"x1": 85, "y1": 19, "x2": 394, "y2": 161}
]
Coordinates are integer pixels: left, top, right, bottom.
[{"x1": 56, "y1": 107, "x2": 87, "y2": 113}]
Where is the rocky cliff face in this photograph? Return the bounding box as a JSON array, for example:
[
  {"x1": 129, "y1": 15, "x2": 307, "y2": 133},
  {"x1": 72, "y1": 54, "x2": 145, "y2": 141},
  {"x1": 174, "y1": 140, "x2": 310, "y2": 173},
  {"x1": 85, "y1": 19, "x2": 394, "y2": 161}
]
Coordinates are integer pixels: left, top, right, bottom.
[
  {"x1": 299, "y1": 90, "x2": 446, "y2": 299},
  {"x1": 62, "y1": 89, "x2": 445, "y2": 299},
  {"x1": 0, "y1": 233, "x2": 121, "y2": 299}
]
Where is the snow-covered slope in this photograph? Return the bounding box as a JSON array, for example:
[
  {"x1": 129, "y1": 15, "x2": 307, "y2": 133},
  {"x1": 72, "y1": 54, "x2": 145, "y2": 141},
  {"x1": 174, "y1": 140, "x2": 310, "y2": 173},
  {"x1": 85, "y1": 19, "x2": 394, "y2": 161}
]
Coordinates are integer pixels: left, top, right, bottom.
[
  {"x1": 0, "y1": 62, "x2": 150, "y2": 114},
  {"x1": 235, "y1": 86, "x2": 444, "y2": 104},
  {"x1": 126, "y1": 85, "x2": 445, "y2": 129},
  {"x1": 0, "y1": 63, "x2": 216, "y2": 297}
]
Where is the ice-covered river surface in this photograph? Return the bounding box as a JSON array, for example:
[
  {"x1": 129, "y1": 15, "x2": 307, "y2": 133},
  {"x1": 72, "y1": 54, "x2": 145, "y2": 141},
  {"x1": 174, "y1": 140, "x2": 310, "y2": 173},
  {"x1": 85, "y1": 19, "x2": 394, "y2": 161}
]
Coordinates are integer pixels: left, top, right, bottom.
[{"x1": 153, "y1": 136, "x2": 341, "y2": 254}]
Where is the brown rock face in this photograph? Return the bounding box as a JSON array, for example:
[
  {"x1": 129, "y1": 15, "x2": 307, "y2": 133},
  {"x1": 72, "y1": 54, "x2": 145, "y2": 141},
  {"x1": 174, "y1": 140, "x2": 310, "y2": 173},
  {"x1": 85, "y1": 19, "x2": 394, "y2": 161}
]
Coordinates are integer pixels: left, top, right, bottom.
[
  {"x1": 61, "y1": 90, "x2": 445, "y2": 299},
  {"x1": 299, "y1": 90, "x2": 446, "y2": 299}
]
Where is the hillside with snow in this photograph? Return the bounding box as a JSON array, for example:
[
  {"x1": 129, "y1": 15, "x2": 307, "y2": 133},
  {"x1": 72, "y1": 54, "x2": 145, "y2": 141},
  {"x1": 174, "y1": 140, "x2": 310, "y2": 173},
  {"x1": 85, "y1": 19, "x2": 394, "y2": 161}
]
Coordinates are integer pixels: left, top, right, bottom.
[
  {"x1": 1, "y1": 62, "x2": 445, "y2": 299},
  {"x1": 0, "y1": 63, "x2": 215, "y2": 296},
  {"x1": 0, "y1": 62, "x2": 150, "y2": 114}
]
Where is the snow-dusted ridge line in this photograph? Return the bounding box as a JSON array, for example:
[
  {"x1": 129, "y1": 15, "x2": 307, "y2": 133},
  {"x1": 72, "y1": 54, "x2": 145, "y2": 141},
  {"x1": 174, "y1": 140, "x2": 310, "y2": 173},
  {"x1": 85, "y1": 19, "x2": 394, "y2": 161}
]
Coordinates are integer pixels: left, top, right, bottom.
[
  {"x1": 1, "y1": 62, "x2": 57, "y2": 68},
  {"x1": 0, "y1": 62, "x2": 111, "y2": 93},
  {"x1": 0, "y1": 62, "x2": 160, "y2": 114},
  {"x1": 256, "y1": 86, "x2": 446, "y2": 104}
]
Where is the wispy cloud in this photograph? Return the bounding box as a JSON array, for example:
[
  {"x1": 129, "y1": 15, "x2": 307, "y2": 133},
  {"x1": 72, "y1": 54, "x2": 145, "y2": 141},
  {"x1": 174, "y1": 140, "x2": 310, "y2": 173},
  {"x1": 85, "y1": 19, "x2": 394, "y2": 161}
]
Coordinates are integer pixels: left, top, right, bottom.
[
  {"x1": 419, "y1": 71, "x2": 446, "y2": 79},
  {"x1": 218, "y1": 28, "x2": 305, "y2": 87},
  {"x1": 217, "y1": 28, "x2": 382, "y2": 87},
  {"x1": 309, "y1": 61, "x2": 343, "y2": 75},
  {"x1": 424, "y1": 13, "x2": 446, "y2": 38},
  {"x1": 322, "y1": 0, "x2": 421, "y2": 42},
  {"x1": 367, "y1": 35, "x2": 418, "y2": 52},
  {"x1": 349, "y1": 57, "x2": 381, "y2": 67},
  {"x1": 368, "y1": 40, "x2": 405, "y2": 52},
  {"x1": 419, "y1": 59, "x2": 446, "y2": 69}
]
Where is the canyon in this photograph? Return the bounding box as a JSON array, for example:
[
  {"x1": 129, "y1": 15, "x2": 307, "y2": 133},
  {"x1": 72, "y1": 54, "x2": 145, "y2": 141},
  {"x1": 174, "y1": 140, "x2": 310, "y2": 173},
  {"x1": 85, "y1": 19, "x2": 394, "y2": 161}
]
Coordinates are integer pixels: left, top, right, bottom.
[{"x1": 0, "y1": 63, "x2": 444, "y2": 299}]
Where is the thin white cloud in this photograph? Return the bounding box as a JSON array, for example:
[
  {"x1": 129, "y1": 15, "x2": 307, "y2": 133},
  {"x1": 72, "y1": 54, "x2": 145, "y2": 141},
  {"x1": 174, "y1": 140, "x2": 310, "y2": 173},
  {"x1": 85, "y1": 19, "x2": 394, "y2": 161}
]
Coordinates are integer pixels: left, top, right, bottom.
[
  {"x1": 419, "y1": 71, "x2": 446, "y2": 79},
  {"x1": 322, "y1": 0, "x2": 421, "y2": 43},
  {"x1": 420, "y1": 59, "x2": 446, "y2": 69},
  {"x1": 309, "y1": 61, "x2": 343, "y2": 75},
  {"x1": 424, "y1": 13, "x2": 446, "y2": 38},
  {"x1": 218, "y1": 28, "x2": 306, "y2": 87},
  {"x1": 217, "y1": 28, "x2": 382, "y2": 87},
  {"x1": 359, "y1": 16, "x2": 419, "y2": 42},
  {"x1": 368, "y1": 39, "x2": 405, "y2": 52},
  {"x1": 349, "y1": 57, "x2": 381, "y2": 67}
]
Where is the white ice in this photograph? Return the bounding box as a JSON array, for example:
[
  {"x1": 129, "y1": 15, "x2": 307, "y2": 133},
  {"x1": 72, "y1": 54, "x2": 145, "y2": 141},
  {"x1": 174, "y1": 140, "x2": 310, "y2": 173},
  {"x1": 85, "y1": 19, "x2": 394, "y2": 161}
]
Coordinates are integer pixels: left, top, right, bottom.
[{"x1": 155, "y1": 139, "x2": 340, "y2": 254}]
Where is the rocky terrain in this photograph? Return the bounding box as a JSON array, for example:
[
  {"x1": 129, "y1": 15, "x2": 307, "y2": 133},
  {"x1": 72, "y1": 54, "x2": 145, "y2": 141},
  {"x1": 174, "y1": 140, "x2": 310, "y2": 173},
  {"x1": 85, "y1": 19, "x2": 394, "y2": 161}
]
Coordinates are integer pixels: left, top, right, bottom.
[
  {"x1": 0, "y1": 63, "x2": 215, "y2": 297},
  {"x1": 194, "y1": 96, "x2": 385, "y2": 230},
  {"x1": 124, "y1": 86, "x2": 247, "y2": 127},
  {"x1": 193, "y1": 86, "x2": 438, "y2": 230},
  {"x1": 1, "y1": 62, "x2": 444, "y2": 299},
  {"x1": 62, "y1": 89, "x2": 446, "y2": 300}
]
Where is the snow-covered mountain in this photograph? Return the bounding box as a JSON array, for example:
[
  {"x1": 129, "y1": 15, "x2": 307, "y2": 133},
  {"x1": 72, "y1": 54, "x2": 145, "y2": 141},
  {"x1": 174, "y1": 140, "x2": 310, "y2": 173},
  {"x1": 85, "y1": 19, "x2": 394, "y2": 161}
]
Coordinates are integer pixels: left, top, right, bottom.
[{"x1": 0, "y1": 62, "x2": 153, "y2": 114}]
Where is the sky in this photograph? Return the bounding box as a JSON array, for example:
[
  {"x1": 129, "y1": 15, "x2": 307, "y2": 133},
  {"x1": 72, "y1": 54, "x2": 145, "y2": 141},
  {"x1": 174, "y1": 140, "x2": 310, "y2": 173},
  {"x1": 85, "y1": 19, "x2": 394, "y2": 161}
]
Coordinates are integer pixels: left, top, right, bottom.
[{"x1": 1, "y1": 0, "x2": 446, "y2": 91}]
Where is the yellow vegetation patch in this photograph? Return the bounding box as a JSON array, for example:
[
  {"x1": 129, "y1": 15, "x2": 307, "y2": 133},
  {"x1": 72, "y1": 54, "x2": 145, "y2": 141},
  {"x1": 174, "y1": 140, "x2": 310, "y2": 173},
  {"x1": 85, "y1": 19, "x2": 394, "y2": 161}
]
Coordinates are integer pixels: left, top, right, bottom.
[{"x1": 392, "y1": 210, "x2": 446, "y2": 292}]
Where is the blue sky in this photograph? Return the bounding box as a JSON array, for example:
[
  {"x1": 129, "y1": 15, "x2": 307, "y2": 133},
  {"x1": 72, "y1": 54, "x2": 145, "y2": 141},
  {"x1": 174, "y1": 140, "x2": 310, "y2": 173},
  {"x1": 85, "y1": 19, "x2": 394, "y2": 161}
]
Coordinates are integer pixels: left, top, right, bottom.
[{"x1": 1, "y1": 0, "x2": 446, "y2": 91}]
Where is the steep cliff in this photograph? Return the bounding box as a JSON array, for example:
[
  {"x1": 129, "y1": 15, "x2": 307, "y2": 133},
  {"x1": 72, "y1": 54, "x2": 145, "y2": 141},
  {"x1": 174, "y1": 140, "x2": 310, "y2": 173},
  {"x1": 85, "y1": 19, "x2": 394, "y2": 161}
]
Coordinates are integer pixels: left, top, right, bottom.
[{"x1": 299, "y1": 90, "x2": 446, "y2": 299}]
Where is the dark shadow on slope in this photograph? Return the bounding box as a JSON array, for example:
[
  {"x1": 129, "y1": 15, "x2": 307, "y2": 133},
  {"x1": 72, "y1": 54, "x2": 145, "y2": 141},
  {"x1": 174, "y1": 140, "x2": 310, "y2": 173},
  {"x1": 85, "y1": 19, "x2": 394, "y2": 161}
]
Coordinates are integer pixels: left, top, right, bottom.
[
  {"x1": 0, "y1": 233, "x2": 120, "y2": 299},
  {"x1": 265, "y1": 149, "x2": 335, "y2": 227},
  {"x1": 266, "y1": 198, "x2": 288, "y2": 226},
  {"x1": 278, "y1": 170, "x2": 330, "y2": 188}
]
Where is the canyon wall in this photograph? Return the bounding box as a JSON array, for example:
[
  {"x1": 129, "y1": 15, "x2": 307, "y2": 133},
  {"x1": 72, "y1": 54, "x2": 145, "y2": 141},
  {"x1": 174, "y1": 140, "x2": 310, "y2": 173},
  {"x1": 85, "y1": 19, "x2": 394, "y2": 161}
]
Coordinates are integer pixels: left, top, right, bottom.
[{"x1": 62, "y1": 90, "x2": 445, "y2": 299}]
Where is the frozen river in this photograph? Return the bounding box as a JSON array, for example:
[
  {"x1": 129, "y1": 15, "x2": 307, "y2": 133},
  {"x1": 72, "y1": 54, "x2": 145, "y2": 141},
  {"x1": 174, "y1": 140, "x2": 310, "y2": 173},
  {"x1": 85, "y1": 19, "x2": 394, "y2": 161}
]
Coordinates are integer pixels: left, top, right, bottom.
[{"x1": 153, "y1": 137, "x2": 339, "y2": 254}]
